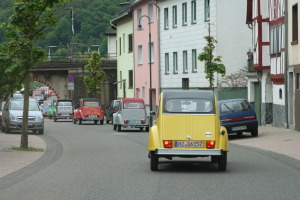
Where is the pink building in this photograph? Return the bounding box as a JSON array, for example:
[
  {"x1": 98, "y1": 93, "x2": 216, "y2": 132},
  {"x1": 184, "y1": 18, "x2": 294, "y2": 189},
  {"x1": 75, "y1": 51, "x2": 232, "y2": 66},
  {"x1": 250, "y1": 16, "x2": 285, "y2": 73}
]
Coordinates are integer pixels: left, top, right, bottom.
[{"x1": 132, "y1": 0, "x2": 159, "y2": 109}]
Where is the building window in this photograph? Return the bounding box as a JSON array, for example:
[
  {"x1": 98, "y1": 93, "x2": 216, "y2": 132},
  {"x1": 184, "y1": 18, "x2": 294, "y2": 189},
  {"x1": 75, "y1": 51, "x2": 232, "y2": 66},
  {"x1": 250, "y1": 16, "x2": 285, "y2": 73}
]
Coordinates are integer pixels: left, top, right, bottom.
[
  {"x1": 148, "y1": 2, "x2": 153, "y2": 22},
  {"x1": 164, "y1": 8, "x2": 169, "y2": 29},
  {"x1": 119, "y1": 37, "x2": 122, "y2": 55},
  {"x1": 138, "y1": 45, "x2": 143, "y2": 65},
  {"x1": 205, "y1": 0, "x2": 210, "y2": 21},
  {"x1": 123, "y1": 34, "x2": 125, "y2": 53},
  {"x1": 137, "y1": 8, "x2": 142, "y2": 27},
  {"x1": 149, "y1": 42, "x2": 154, "y2": 63},
  {"x1": 279, "y1": 88, "x2": 282, "y2": 99},
  {"x1": 182, "y1": 3, "x2": 187, "y2": 25},
  {"x1": 192, "y1": 49, "x2": 197, "y2": 72},
  {"x1": 183, "y1": 50, "x2": 188, "y2": 73},
  {"x1": 128, "y1": 34, "x2": 133, "y2": 52},
  {"x1": 128, "y1": 70, "x2": 133, "y2": 88},
  {"x1": 165, "y1": 53, "x2": 169, "y2": 74},
  {"x1": 120, "y1": 71, "x2": 122, "y2": 89},
  {"x1": 270, "y1": 25, "x2": 282, "y2": 55},
  {"x1": 191, "y1": 0, "x2": 196, "y2": 24},
  {"x1": 172, "y1": 5, "x2": 177, "y2": 28},
  {"x1": 173, "y1": 52, "x2": 178, "y2": 74},
  {"x1": 292, "y1": 4, "x2": 298, "y2": 44}
]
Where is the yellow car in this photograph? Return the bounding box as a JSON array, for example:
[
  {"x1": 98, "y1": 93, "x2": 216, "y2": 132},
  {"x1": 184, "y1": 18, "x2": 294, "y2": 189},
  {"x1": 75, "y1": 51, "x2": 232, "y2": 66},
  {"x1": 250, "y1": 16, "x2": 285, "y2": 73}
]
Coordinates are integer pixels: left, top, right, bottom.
[{"x1": 148, "y1": 90, "x2": 228, "y2": 171}]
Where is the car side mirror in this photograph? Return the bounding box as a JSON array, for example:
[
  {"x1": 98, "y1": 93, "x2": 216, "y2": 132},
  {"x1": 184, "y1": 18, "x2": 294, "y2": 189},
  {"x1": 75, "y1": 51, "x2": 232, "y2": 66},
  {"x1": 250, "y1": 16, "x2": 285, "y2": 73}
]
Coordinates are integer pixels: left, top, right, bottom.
[{"x1": 150, "y1": 111, "x2": 156, "y2": 116}]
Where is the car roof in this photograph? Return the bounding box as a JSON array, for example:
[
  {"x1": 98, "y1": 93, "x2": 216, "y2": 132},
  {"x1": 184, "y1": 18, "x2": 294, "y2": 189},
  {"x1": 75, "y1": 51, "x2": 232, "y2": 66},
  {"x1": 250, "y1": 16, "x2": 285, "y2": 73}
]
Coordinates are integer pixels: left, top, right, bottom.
[
  {"x1": 162, "y1": 90, "x2": 214, "y2": 101},
  {"x1": 121, "y1": 98, "x2": 145, "y2": 103},
  {"x1": 218, "y1": 99, "x2": 248, "y2": 103},
  {"x1": 81, "y1": 98, "x2": 100, "y2": 102}
]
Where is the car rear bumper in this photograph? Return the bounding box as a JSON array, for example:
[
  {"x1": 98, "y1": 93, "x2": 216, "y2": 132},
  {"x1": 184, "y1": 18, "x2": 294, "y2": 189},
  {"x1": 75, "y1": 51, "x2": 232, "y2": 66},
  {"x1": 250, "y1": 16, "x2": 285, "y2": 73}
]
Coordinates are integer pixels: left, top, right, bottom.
[
  {"x1": 121, "y1": 124, "x2": 149, "y2": 128},
  {"x1": 156, "y1": 148, "x2": 222, "y2": 156},
  {"x1": 55, "y1": 115, "x2": 74, "y2": 119},
  {"x1": 221, "y1": 121, "x2": 258, "y2": 133},
  {"x1": 82, "y1": 117, "x2": 104, "y2": 121}
]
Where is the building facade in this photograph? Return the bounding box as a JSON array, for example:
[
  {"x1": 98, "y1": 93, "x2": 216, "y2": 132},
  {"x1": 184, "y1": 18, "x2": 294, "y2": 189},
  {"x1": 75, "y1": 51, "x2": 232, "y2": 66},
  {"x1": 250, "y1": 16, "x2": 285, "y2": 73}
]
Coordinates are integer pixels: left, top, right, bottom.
[{"x1": 246, "y1": 0, "x2": 287, "y2": 127}]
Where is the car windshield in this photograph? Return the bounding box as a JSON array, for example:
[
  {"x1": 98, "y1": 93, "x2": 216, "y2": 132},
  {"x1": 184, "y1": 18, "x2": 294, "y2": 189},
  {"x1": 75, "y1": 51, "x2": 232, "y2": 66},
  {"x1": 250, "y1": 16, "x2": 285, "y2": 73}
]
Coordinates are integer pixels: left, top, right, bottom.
[
  {"x1": 58, "y1": 102, "x2": 72, "y2": 106},
  {"x1": 165, "y1": 98, "x2": 213, "y2": 113},
  {"x1": 220, "y1": 100, "x2": 252, "y2": 114},
  {"x1": 84, "y1": 101, "x2": 99, "y2": 106},
  {"x1": 10, "y1": 100, "x2": 40, "y2": 111},
  {"x1": 123, "y1": 102, "x2": 144, "y2": 109},
  {"x1": 34, "y1": 93, "x2": 42, "y2": 97}
]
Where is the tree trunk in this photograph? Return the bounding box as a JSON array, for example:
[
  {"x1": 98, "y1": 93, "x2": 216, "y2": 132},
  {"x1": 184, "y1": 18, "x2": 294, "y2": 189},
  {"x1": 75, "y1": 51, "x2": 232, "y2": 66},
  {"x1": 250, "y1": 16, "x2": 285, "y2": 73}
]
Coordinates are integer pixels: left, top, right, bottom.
[{"x1": 20, "y1": 73, "x2": 30, "y2": 149}]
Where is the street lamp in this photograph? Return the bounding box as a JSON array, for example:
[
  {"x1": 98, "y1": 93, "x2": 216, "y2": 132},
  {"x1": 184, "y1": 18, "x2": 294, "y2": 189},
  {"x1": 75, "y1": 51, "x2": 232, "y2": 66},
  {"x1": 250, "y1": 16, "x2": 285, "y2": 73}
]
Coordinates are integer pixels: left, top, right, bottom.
[{"x1": 138, "y1": 15, "x2": 153, "y2": 127}]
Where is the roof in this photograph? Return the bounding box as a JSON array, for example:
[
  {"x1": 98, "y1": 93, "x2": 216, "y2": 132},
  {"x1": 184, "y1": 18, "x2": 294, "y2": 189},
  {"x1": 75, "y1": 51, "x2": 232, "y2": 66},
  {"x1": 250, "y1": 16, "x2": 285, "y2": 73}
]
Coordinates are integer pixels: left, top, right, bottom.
[
  {"x1": 103, "y1": 28, "x2": 116, "y2": 36},
  {"x1": 162, "y1": 90, "x2": 215, "y2": 101},
  {"x1": 121, "y1": 98, "x2": 145, "y2": 103}
]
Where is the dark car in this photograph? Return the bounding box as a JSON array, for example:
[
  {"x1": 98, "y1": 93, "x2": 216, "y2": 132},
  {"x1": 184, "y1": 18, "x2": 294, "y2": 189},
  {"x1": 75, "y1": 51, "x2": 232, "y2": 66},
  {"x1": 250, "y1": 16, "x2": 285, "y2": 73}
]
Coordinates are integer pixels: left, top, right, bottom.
[
  {"x1": 218, "y1": 99, "x2": 258, "y2": 137},
  {"x1": 105, "y1": 100, "x2": 120, "y2": 124}
]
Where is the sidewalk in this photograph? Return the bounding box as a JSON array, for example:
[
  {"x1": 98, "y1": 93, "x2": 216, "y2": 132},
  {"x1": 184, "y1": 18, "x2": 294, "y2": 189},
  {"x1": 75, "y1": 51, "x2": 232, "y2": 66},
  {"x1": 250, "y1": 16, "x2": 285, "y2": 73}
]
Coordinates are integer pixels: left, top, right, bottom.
[
  {"x1": 230, "y1": 125, "x2": 300, "y2": 161},
  {"x1": 0, "y1": 132, "x2": 46, "y2": 178}
]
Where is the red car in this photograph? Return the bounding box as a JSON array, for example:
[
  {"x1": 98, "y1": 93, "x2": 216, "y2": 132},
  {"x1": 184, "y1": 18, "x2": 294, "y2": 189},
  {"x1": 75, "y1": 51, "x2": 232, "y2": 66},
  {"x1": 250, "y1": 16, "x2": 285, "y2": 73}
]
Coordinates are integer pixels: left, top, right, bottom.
[{"x1": 73, "y1": 98, "x2": 105, "y2": 125}]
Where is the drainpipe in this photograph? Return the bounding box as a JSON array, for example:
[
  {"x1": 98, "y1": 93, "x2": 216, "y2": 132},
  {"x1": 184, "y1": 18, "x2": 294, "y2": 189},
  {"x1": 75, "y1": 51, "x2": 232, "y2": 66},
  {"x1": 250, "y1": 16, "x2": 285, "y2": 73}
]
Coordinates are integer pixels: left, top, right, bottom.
[
  {"x1": 284, "y1": 0, "x2": 289, "y2": 128},
  {"x1": 153, "y1": 0, "x2": 161, "y2": 95}
]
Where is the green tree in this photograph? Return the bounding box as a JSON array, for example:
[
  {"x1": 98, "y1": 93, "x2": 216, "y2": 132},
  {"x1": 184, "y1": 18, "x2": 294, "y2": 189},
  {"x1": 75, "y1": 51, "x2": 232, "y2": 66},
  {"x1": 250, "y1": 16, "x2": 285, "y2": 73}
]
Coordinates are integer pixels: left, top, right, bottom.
[
  {"x1": 198, "y1": 23, "x2": 226, "y2": 88},
  {"x1": 2, "y1": 0, "x2": 68, "y2": 149},
  {"x1": 84, "y1": 51, "x2": 106, "y2": 97}
]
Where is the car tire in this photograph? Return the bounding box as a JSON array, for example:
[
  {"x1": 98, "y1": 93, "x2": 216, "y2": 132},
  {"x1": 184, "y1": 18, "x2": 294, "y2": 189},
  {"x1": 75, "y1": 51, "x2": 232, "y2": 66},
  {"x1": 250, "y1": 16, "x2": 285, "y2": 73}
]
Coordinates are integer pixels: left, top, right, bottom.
[
  {"x1": 113, "y1": 124, "x2": 117, "y2": 130},
  {"x1": 217, "y1": 151, "x2": 227, "y2": 171},
  {"x1": 100, "y1": 120, "x2": 104, "y2": 125},
  {"x1": 237, "y1": 132, "x2": 243, "y2": 136},
  {"x1": 73, "y1": 119, "x2": 77, "y2": 124},
  {"x1": 39, "y1": 129, "x2": 44, "y2": 134},
  {"x1": 4, "y1": 124, "x2": 10, "y2": 133},
  {"x1": 54, "y1": 117, "x2": 57, "y2": 122},
  {"x1": 140, "y1": 127, "x2": 144, "y2": 131},
  {"x1": 49, "y1": 115, "x2": 52, "y2": 119},
  {"x1": 1, "y1": 123, "x2": 5, "y2": 132},
  {"x1": 251, "y1": 129, "x2": 258, "y2": 137},
  {"x1": 150, "y1": 151, "x2": 158, "y2": 171},
  {"x1": 106, "y1": 120, "x2": 110, "y2": 124},
  {"x1": 94, "y1": 120, "x2": 98, "y2": 125},
  {"x1": 33, "y1": 130, "x2": 38, "y2": 134},
  {"x1": 145, "y1": 127, "x2": 149, "y2": 132},
  {"x1": 117, "y1": 125, "x2": 121, "y2": 132},
  {"x1": 211, "y1": 156, "x2": 218, "y2": 163},
  {"x1": 79, "y1": 119, "x2": 82, "y2": 125}
]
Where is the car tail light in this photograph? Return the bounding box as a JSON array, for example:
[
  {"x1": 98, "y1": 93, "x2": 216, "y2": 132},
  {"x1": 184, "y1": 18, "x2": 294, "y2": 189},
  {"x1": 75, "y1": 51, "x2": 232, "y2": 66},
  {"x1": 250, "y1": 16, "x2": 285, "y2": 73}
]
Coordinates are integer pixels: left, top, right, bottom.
[
  {"x1": 124, "y1": 120, "x2": 128, "y2": 124},
  {"x1": 141, "y1": 120, "x2": 145, "y2": 124},
  {"x1": 58, "y1": 113, "x2": 61, "y2": 116},
  {"x1": 164, "y1": 140, "x2": 172, "y2": 148},
  {"x1": 206, "y1": 141, "x2": 215, "y2": 149},
  {"x1": 97, "y1": 114, "x2": 101, "y2": 117},
  {"x1": 84, "y1": 114, "x2": 88, "y2": 117},
  {"x1": 113, "y1": 109, "x2": 117, "y2": 112},
  {"x1": 220, "y1": 119, "x2": 231, "y2": 124},
  {"x1": 69, "y1": 113, "x2": 73, "y2": 116}
]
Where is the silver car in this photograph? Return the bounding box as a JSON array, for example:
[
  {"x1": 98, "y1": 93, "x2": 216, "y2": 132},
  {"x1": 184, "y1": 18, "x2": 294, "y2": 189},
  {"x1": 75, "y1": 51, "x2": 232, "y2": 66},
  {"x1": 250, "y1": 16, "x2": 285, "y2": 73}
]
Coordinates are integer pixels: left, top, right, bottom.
[{"x1": 1, "y1": 98, "x2": 44, "y2": 134}]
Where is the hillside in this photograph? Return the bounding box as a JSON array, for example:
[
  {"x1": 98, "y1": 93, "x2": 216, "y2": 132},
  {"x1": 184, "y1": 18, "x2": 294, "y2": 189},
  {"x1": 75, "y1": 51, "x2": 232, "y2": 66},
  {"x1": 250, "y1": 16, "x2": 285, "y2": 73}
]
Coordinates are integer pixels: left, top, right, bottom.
[{"x1": 0, "y1": 0, "x2": 126, "y2": 56}]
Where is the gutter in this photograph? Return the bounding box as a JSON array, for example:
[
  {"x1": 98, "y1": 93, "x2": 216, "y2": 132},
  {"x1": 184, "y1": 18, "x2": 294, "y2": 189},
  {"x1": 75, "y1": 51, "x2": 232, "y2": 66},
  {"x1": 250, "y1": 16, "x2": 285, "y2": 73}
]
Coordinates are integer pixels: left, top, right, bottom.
[{"x1": 153, "y1": 0, "x2": 161, "y2": 94}]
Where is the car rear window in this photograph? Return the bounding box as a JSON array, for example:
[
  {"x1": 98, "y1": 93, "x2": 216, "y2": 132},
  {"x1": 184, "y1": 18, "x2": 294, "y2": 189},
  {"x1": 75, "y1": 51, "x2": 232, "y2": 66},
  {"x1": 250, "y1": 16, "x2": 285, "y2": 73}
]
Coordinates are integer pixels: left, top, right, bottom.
[
  {"x1": 220, "y1": 100, "x2": 252, "y2": 114},
  {"x1": 164, "y1": 98, "x2": 213, "y2": 113},
  {"x1": 123, "y1": 102, "x2": 144, "y2": 109},
  {"x1": 84, "y1": 101, "x2": 99, "y2": 106},
  {"x1": 58, "y1": 102, "x2": 72, "y2": 106}
]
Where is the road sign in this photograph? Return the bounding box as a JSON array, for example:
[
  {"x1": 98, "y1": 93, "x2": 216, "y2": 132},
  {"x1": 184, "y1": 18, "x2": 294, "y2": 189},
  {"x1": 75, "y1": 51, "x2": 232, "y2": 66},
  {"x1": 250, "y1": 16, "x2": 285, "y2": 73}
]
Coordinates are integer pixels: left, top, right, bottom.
[
  {"x1": 67, "y1": 82, "x2": 74, "y2": 90},
  {"x1": 67, "y1": 75, "x2": 74, "y2": 82}
]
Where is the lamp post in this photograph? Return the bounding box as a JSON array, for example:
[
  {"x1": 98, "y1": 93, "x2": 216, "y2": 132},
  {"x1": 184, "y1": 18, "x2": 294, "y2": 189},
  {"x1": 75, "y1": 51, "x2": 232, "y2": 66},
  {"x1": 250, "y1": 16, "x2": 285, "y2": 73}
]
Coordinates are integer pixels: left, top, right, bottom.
[{"x1": 138, "y1": 15, "x2": 153, "y2": 127}]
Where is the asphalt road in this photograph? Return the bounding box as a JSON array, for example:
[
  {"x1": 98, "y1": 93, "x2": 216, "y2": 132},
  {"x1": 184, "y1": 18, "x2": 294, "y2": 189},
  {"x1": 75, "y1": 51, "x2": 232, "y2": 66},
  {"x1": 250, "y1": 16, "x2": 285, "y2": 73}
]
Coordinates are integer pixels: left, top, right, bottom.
[{"x1": 0, "y1": 119, "x2": 299, "y2": 200}]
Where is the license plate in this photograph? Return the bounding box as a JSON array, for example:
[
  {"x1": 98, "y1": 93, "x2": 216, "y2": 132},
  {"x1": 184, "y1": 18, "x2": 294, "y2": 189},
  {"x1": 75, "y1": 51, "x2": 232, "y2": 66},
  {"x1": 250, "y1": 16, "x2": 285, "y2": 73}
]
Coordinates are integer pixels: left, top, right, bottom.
[
  {"x1": 129, "y1": 120, "x2": 140, "y2": 123},
  {"x1": 175, "y1": 141, "x2": 204, "y2": 148},
  {"x1": 232, "y1": 126, "x2": 247, "y2": 131},
  {"x1": 89, "y1": 115, "x2": 97, "y2": 118}
]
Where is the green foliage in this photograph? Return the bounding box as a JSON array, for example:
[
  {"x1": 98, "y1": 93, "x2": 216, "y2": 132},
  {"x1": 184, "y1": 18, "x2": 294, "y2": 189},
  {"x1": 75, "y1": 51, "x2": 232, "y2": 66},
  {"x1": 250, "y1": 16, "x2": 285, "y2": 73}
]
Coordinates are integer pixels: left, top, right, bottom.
[
  {"x1": 198, "y1": 23, "x2": 226, "y2": 88},
  {"x1": 84, "y1": 51, "x2": 106, "y2": 97}
]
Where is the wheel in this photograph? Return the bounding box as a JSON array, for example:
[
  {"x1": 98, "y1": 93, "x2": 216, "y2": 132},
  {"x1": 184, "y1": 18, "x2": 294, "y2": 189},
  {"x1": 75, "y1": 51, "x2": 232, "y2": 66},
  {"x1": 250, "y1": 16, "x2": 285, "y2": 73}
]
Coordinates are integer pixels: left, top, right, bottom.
[
  {"x1": 94, "y1": 120, "x2": 98, "y2": 125},
  {"x1": 73, "y1": 119, "x2": 77, "y2": 124},
  {"x1": 4, "y1": 124, "x2": 10, "y2": 133},
  {"x1": 237, "y1": 132, "x2": 243, "y2": 136},
  {"x1": 251, "y1": 129, "x2": 258, "y2": 137},
  {"x1": 79, "y1": 119, "x2": 82, "y2": 125},
  {"x1": 54, "y1": 117, "x2": 57, "y2": 122},
  {"x1": 113, "y1": 124, "x2": 117, "y2": 130},
  {"x1": 106, "y1": 120, "x2": 110, "y2": 124},
  {"x1": 217, "y1": 151, "x2": 227, "y2": 171},
  {"x1": 150, "y1": 151, "x2": 158, "y2": 171},
  {"x1": 33, "y1": 130, "x2": 38, "y2": 134},
  {"x1": 211, "y1": 156, "x2": 218, "y2": 163},
  {"x1": 49, "y1": 115, "x2": 52, "y2": 119},
  {"x1": 1, "y1": 123, "x2": 5, "y2": 132},
  {"x1": 117, "y1": 125, "x2": 121, "y2": 132},
  {"x1": 140, "y1": 127, "x2": 144, "y2": 131},
  {"x1": 38, "y1": 129, "x2": 44, "y2": 134},
  {"x1": 145, "y1": 126, "x2": 149, "y2": 132},
  {"x1": 100, "y1": 120, "x2": 104, "y2": 125}
]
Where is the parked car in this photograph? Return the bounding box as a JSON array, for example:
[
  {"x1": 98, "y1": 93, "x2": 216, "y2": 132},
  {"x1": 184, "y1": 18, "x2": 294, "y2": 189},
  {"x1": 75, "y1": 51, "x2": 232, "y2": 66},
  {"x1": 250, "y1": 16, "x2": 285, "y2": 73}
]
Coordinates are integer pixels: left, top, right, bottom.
[
  {"x1": 53, "y1": 99, "x2": 74, "y2": 122},
  {"x1": 113, "y1": 98, "x2": 149, "y2": 132},
  {"x1": 0, "y1": 101, "x2": 5, "y2": 125},
  {"x1": 218, "y1": 99, "x2": 258, "y2": 137},
  {"x1": 33, "y1": 93, "x2": 44, "y2": 104},
  {"x1": 73, "y1": 98, "x2": 105, "y2": 125},
  {"x1": 105, "y1": 100, "x2": 120, "y2": 124},
  {"x1": 147, "y1": 90, "x2": 228, "y2": 171},
  {"x1": 13, "y1": 93, "x2": 24, "y2": 99},
  {"x1": 47, "y1": 100, "x2": 56, "y2": 119},
  {"x1": 1, "y1": 98, "x2": 44, "y2": 134}
]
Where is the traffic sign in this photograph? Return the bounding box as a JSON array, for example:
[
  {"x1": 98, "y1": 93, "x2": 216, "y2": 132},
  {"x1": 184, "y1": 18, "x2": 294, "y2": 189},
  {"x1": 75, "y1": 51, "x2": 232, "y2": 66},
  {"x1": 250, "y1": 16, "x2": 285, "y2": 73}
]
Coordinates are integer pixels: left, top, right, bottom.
[{"x1": 67, "y1": 75, "x2": 74, "y2": 82}]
